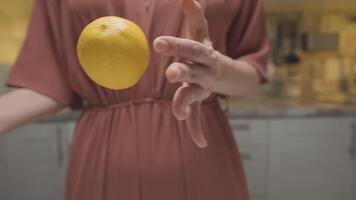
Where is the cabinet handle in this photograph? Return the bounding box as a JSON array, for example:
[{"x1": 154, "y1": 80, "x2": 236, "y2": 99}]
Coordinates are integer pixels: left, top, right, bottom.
[
  {"x1": 232, "y1": 123, "x2": 251, "y2": 132},
  {"x1": 351, "y1": 122, "x2": 356, "y2": 160},
  {"x1": 56, "y1": 127, "x2": 64, "y2": 167}
]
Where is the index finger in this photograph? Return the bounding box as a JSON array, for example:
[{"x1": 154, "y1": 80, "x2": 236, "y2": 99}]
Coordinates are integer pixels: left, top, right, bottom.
[
  {"x1": 181, "y1": 0, "x2": 210, "y2": 44},
  {"x1": 154, "y1": 36, "x2": 217, "y2": 66}
]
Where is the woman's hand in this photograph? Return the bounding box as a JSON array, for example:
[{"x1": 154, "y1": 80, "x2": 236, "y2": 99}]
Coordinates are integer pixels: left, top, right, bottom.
[
  {"x1": 154, "y1": 0, "x2": 220, "y2": 148},
  {"x1": 154, "y1": 0, "x2": 221, "y2": 121},
  {"x1": 154, "y1": 0, "x2": 261, "y2": 147}
]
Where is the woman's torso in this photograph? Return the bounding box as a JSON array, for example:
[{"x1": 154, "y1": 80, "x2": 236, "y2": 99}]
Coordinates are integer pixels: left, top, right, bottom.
[{"x1": 57, "y1": 0, "x2": 243, "y2": 105}]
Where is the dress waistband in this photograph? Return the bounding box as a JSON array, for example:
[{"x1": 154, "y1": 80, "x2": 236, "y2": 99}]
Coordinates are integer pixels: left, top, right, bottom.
[{"x1": 84, "y1": 97, "x2": 219, "y2": 112}]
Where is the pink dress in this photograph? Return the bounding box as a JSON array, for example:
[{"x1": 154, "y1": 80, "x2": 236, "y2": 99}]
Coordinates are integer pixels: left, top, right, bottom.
[{"x1": 7, "y1": 0, "x2": 269, "y2": 199}]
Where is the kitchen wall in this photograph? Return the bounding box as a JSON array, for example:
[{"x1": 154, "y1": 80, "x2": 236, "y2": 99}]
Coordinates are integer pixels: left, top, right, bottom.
[
  {"x1": 0, "y1": 0, "x2": 33, "y2": 65},
  {"x1": 0, "y1": 0, "x2": 33, "y2": 93},
  {"x1": 264, "y1": 0, "x2": 356, "y2": 104}
]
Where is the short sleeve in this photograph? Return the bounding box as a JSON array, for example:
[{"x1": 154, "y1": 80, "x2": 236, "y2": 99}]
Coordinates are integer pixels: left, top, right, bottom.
[
  {"x1": 226, "y1": 0, "x2": 270, "y2": 84},
  {"x1": 6, "y1": 0, "x2": 82, "y2": 109}
]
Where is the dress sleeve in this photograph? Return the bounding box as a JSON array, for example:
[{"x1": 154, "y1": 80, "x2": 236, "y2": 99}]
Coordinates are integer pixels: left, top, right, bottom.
[
  {"x1": 6, "y1": 0, "x2": 82, "y2": 108},
  {"x1": 226, "y1": 0, "x2": 270, "y2": 84}
]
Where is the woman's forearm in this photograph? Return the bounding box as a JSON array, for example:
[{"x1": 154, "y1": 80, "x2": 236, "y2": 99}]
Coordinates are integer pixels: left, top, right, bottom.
[
  {"x1": 214, "y1": 53, "x2": 260, "y2": 97},
  {"x1": 0, "y1": 89, "x2": 64, "y2": 134}
]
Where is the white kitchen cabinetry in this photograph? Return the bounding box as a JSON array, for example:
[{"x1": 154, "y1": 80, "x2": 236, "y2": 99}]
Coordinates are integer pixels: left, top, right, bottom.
[
  {"x1": 0, "y1": 134, "x2": 6, "y2": 197},
  {"x1": 64, "y1": 121, "x2": 76, "y2": 146},
  {"x1": 268, "y1": 118, "x2": 356, "y2": 200},
  {"x1": 58, "y1": 121, "x2": 76, "y2": 167},
  {"x1": 229, "y1": 119, "x2": 270, "y2": 200},
  {"x1": 0, "y1": 122, "x2": 70, "y2": 200},
  {"x1": 1, "y1": 117, "x2": 355, "y2": 200}
]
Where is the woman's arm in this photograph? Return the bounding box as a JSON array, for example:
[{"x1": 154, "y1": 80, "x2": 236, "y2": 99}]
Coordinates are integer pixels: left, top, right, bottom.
[{"x1": 0, "y1": 89, "x2": 65, "y2": 134}]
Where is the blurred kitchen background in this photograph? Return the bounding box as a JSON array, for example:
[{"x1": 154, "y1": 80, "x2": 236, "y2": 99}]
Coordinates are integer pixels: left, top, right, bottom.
[{"x1": 1, "y1": 0, "x2": 356, "y2": 200}]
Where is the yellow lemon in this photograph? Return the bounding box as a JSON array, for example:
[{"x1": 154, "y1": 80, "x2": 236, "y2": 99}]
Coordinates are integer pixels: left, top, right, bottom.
[{"x1": 77, "y1": 16, "x2": 150, "y2": 90}]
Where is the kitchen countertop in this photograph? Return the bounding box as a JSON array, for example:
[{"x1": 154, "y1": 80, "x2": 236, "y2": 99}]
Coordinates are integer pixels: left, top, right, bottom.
[
  {"x1": 227, "y1": 96, "x2": 356, "y2": 119},
  {"x1": 2, "y1": 65, "x2": 356, "y2": 122},
  {"x1": 39, "y1": 96, "x2": 356, "y2": 123}
]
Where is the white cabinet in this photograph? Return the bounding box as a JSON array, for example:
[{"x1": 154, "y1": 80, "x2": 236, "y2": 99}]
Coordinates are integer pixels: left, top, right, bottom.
[
  {"x1": 64, "y1": 121, "x2": 76, "y2": 146},
  {"x1": 268, "y1": 118, "x2": 356, "y2": 200},
  {"x1": 230, "y1": 117, "x2": 356, "y2": 200},
  {"x1": 60, "y1": 121, "x2": 76, "y2": 167},
  {"x1": 0, "y1": 134, "x2": 6, "y2": 197},
  {"x1": 0, "y1": 122, "x2": 71, "y2": 200},
  {"x1": 229, "y1": 119, "x2": 269, "y2": 200}
]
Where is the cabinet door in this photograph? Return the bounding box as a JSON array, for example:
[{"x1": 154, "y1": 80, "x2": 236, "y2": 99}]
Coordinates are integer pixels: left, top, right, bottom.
[
  {"x1": 59, "y1": 121, "x2": 76, "y2": 167},
  {"x1": 64, "y1": 121, "x2": 76, "y2": 146},
  {"x1": 1, "y1": 123, "x2": 66, "y2": 200},
  {"x1": 269, "y1": 118, "x2": 356, "y2": 200},
  {"x1": 229, "y1": 119, "x2": 269, "y2": 200},
  {"x1": 0, "y1": 135, "x2": 6, "y2": 198}
]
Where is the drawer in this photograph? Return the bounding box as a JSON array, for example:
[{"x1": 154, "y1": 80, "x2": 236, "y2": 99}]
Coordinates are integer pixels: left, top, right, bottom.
[
  {"x1": 240, "y1": 147, "x2": 268, "y2": 198},
  {"x1": 229, "y1": 119, "x2": 268, "y2": 148}
]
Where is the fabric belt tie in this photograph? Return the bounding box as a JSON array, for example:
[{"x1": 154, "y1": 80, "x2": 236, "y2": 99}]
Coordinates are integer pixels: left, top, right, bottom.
[{"x1": 85, "y1": 97, "x2": 219, "y2": 148}]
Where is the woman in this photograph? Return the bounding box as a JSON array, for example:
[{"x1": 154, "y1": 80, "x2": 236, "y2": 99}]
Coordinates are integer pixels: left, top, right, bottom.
[{"x1": 0, "y1": 0, "x2": 269, "y2": 199}]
